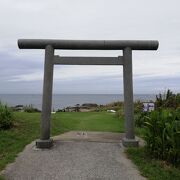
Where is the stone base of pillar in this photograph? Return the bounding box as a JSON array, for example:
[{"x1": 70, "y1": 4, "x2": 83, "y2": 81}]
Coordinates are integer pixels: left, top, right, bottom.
[
  {"x1": 36, "y1": 138, "x2": 53, "y2": 149},
  {"x1": 122, "y1": 138, "x2": 139, "y2": 147}
]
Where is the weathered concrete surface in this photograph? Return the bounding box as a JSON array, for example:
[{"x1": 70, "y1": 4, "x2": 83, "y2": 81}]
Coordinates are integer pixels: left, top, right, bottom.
[
  {"x1": 53, "y1": 131, "x2": 124, "y2": 143},
  {"x1": 2, "y1": 132, "x2": 146, "y2": 180},
  {"x1": 18, "y1": 39, "x2": 159, "y2": 50},
  {"x1": 36, "y1": 45, "x2": 54, "y2": 148}
]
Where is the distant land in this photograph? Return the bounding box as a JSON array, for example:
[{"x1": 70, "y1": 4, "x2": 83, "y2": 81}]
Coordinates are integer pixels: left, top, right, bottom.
[{"x1": 0, "y1": 94, "x2": 156, "y2": 110}]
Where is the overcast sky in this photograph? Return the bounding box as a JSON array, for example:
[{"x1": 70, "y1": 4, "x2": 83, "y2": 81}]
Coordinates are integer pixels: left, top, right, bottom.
[{"x1": 0, "y1": 0, "x2": 180, "y2": 94}]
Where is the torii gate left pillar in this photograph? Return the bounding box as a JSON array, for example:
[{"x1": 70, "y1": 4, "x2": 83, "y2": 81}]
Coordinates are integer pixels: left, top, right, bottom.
[
  {"x1": 18, "y1": 39, "x2": 159, "y2": 148},
  {"x1": 37, "y1": 45, "x2": 54, "y2": 148}
]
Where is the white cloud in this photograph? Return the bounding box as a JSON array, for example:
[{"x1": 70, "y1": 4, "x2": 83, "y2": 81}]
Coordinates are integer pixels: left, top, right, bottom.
[
  {"x1": 9, "y1": 66, "x2": 123, "y2": 82},
  {"x1": 8, "y1": 55, "x2": 180, "y2": 82}
]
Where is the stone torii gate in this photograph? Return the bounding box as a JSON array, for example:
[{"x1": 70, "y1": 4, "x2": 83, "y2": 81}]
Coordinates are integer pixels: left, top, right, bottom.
[{"x1": 18, "y1": 39, "x2": 159, "y2": 148}]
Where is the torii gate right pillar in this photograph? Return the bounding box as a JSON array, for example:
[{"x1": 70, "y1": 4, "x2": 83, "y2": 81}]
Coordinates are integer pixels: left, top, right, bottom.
[{"x1": 122, "y1": 47, "x2": 138, "y2": 147}]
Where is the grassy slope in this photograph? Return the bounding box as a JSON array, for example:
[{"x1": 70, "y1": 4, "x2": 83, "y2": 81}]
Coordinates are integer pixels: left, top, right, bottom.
[
  {"x1": 52, "y1": 111, "x2": 123, "y2": 133},
  {"x1": 0, "y1": 112, "x2": 123, "y2": 171}
]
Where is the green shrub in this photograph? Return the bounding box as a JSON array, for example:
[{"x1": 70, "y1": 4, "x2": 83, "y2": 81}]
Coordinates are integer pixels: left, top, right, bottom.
[
  {"x1": 135, "y1": 111, "x2": 149, "y2": 128},
  {"x1": 0, "y1": 102, "x2": 13, "y2": 129},
  {"x1": 97, "y1": 101, "x2": 124, "y2": 111},
  {"x1": 134, "y1": 100, "x2": 143, "y2": 114},
  {"x1": 134, "y1": 100, "x2": 150, "y2": 128},
  {"x1": 115, "y1": 109, "x2": 124, "y2": 119},
  {"x1": 174, "y1": 107, "x2": 180, "y2": 120},
  {"x1": 155, "y1": 89, "x2": 180, "y2": 109},
  {"x1": 23, "y1": 104, "x2": 41, "y2": 113},
  {"x1": 143, "y1": 109, "x2": 180, "y2": 166}
]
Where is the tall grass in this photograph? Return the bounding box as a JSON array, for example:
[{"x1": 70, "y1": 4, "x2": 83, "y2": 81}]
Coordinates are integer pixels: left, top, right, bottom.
[
  {"x1": 143, "y1": 109, "x2": 180, "y2": 166},
  {"x1": 0, "y1": 102, "x2": 13, "y2": 129},
  {"x1": 155, "y1": 89, "x2": 180, "y2": 109}
]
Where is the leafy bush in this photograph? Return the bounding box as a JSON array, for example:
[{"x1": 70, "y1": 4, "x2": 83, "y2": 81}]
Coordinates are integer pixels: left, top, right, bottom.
[
  {"x1": 135, "y1": 111, "x2": 149, "y2": 128},
  {"x1": 115, "y1": 109, "x2": 124, "y2": 119},
  {"x1": 0, "y1": 102, "x2": 13, "y2": 129},
  {"x1": 134, "y1": 100, "x2": 149, "y2": 128},
  {"x1": 155, "y1": 89, "x2": 180, "y2": 109},
  {"x1": 134, "y1": 100, "x2": 143, "y2": 114},
  {"x1": 97, "y1": 101, "x2": 124, "y2": 111},
  {"x1": 143, "y1": 109, "x2": 180, "y2": 166},
  {"x1": 23, "y1": 104, "x2": 41, "y2": 113}
]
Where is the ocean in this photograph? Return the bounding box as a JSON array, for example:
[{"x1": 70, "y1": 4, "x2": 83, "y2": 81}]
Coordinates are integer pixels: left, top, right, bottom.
[{"x1": 0, "y1": 94, "x2": 156, "y2": 110}]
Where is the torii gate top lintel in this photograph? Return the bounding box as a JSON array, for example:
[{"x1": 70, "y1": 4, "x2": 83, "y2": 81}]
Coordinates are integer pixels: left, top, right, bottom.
[
  {"x1": 18, "y1": 39, "x2": 159, "y2": 50},
  {"x1": 18, "y1": 39, "x2": 159, "y2": 149}
]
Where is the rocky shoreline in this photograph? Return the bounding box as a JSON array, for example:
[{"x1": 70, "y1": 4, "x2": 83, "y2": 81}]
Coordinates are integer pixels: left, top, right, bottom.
[
  {"x1": 56, "y1": 103, "x2": 99, "y2": 112},
  {"x1": 11, "y1": 101, "x2": 151, "y2": 113},
  {"x1": 11, "y1": 103, "x2": 100, "y2": 113}
]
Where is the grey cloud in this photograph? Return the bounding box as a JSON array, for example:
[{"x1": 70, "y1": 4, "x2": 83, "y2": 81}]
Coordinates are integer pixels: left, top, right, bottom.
[{"x1": 0, "y1": 0, "x2": 180, "y2": 93}]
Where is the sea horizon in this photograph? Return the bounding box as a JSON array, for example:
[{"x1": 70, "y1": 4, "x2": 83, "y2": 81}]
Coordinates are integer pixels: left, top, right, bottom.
[
  {"x1": 0, "y1": 93, "x2": 157, "y2": 95},
  {"x1": 0, "y1": 94, "x2": 156, "y2": 110}
]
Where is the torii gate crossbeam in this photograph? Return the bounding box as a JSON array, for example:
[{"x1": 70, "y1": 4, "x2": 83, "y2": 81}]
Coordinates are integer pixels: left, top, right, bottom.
[{"x1": 18, "y1": 39, "x2": 159, "y2": 148}]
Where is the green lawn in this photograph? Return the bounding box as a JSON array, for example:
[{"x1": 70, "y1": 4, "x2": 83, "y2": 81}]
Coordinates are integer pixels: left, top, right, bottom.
[
  {"x1": 0, "y1": 112, "x2": 123, "y2": 171},
  {"x1": 52, "y1": 111, "x2": 123, "y2": 133}
]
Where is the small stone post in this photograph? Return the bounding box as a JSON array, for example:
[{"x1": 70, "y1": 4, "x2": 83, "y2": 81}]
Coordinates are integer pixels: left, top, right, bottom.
[
  {"x1": 36, "y1": 45, "x2": 54, "y2": 148},
  {"x1": 122, "y1": 47, "x2": 138, "y2": 147}
]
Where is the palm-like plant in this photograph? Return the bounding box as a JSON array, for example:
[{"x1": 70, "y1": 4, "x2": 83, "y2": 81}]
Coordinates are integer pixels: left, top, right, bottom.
[
  {"x1": 155, "y1": 89, "x2": 180, "y2": 109},
  {"x1": 144, "y1": 109, "x2": 180, "y2": 166}
]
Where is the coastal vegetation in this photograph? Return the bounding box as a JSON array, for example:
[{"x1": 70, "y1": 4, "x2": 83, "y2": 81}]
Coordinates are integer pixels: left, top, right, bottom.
[
  {"x1": 126, "y1": 147, "x2": 180, "y2": 180},
  {"x1": 23, "y1": 104, "x2": 41, "y2": 113},
  {"x1": 155, "y1": 89, "x2": 180, "y2": 109},
  {"x1": 133, "y1": 90, "x2": 180, "y2": 166},
  {"x1": 143, "y1": 109, "x2": 180, "y2": 165},
  {"x1": 131, "y1": 108, "x2": 180, "y2": 179},
  {"x1": 11, "y1": 104, "x2": 41, "y2": 113},
  {"x1": 0, "y1": 102, "x2": 13, "y2": 130},
  {"x1": 127, "y1": 90, "x2": 180, "y2": 179},
  {"x1": 0, "y1": 89, "x2": 180, "y2": 179}
]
